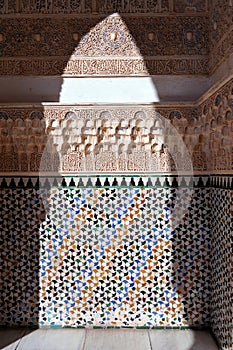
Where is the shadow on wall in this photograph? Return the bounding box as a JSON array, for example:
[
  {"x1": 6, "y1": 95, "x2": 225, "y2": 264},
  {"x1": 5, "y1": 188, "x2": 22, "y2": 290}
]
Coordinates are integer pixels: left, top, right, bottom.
[
  {"x1": 0, "y1": 108, "x2": 47, "y2": 346},
  {"x1": 0, "y1": 8, "x2": 214, "y2": 350},
  {"x1": 0, "y1": 4, "x2": 210, "y2": 103},
  {"x1": 0, "y1": 12, "x2": 164, "y2": 103},
  {"x1": 0, "y1": 176, "x2": 213, "y2": 348},
  {"x1": 0, "y1": 183, "x2": 45, "y2": 326}
]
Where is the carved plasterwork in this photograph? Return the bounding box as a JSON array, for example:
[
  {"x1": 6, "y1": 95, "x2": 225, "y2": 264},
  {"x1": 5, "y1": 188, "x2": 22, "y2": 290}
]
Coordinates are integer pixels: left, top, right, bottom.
[
  {"x1": 199, "y1": 79, "x2": 233, "y2": 172},
  {"x1": 173, "y1": 0, "x2": 208, "y2": 13},
  {"x1": 0, "y1": 57, "x2": 209, "y2": 76},
  {"x1": 209, "y1": 0, "x2": 233, "y2": 73},
  {"x1": 71, "y1": 15, "x2": 141, "y2": 57},
  {"x1": 1, "y1": 0, "x2": 233, "y2": 77},
  {"x1": 69, "y1": 15, "x2": 208, "y2": 57},
  {"x1": 0, "y1": 0, "x2": 209, "y2": 15},
  {"x1": 209, "y1": 0, "x2": 232, "y2": 46},
  {"x1": 0, "y1": 13, "x2": 209, "y2": 76},
  {"x1": 209, "y1": 26, "x2": 233, "y2": 73},
  {"x1": 44, "y1": 110, "x2": 193, "y2": 174},
  {"x1": 45, "y1": 80, "x2": 232, "y2": 175},
  {"x1": 0, "y1": 105, "x2": 194, "y2": 173},
  {"x1": 0, "y1": 16, "x2": 208, "y2": 58},
  {"x1": 43, "y1": 105, "x2": 196, "y2": 123},
  {"x1": 1, "y1": 77, "x2": 233, "y2": 174}
]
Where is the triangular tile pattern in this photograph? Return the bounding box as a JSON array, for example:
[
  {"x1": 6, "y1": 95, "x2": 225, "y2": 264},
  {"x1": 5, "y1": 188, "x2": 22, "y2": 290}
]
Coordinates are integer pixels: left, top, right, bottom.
[
  {"x1": 0, "y1": 175, "x2": 214, "y2": 189},
  {"x1": 210, "y1": 187, "x2": 233, "y2": 350},
  {"x1": 2, "y1": 175, "x2": 233, "y2": 191},
  {"x1": 0, "y1": 187, "x2": 43, "y2": 326},
  {"x1": 0, "y1": 175, "x2": 215, "y2": 328},
  {"x1": 1, "y1": 175, "x2": 231, "y2": 332},
  {"x1": 37, "y1": 185, "x2": 211, "y2": 327}
]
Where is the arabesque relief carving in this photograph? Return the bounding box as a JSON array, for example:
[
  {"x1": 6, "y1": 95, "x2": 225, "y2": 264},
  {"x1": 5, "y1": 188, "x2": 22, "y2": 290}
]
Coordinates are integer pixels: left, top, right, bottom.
[
  {"x1": 0, "y1": 0, "x2": 208, "y2": 15},
  {"x1": 0, "y1": 11, "x2": 209, "y2": 76},
  {"x1": 0, "y1": 78, "x2": 232, "y2": 174},
  {"x1": 209, "y1": 0, "x2": 233, "y2": 73},
  {"x1": 0, "y1": 112, "x2": 47, "y2": 172},
  {"x1": 46, "y1": 114, "x2": 191, "y2": 173},
  {"x1": 0, "y1": 1, "x2": 232, "y2": 76},
  {"x1": 0, "y1": 57, "x2": 209, "y2": 76}
]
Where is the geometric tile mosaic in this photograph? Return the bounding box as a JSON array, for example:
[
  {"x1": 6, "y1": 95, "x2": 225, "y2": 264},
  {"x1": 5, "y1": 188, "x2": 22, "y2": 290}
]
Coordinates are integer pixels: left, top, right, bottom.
[
  {"x1": 1, "y1": 175, "x2": 231, "y2": 350},
  {"x1": 0, "y1": 177, "x2": 212, "y2": 328},
  {"x1": 210, "y1": 187, "x2": 233, "y2": 350},
  {"x1": 38, "y1": 186, "x2": 211, "y2": 328},
  {"x1": 0, "y1": 188, "x2": 43, "y2": 326}
]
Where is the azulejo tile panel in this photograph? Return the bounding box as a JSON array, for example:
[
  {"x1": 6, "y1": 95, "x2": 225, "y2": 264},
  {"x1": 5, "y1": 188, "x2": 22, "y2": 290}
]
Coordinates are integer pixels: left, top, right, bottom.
[
  {"x1": 210, "y1": 186, "x2": 233, "y2": 350},
  {"x1": 0, "y1": 176, "x2": 212, "y2": 328},
  {"x1": 39, "y1": 185, "x2": 211, "y2": 327},
  {"x1": 0, "y1": 187, "x2": 44, "y2": 326}
]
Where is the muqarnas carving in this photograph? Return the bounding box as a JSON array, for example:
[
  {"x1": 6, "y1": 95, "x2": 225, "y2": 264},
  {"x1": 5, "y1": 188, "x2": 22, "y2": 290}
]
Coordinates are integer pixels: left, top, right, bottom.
[
  {"x1": 0, "y1": 77, "x2": 233, "y2": 174},
  {"x1": 46, "y1": 111, "x2": 192, "y2": 174},
  {"x1": 0, "y1": 113, "x2": 47, "y2": 172}
]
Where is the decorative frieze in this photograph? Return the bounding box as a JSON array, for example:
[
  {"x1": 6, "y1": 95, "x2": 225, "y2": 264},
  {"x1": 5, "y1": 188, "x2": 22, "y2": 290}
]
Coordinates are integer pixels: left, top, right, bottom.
[
  {"x1": 0, "y1": 106, "x2": 195, "y2": 173},
  {"x1": 0, "y1": 14, "x2": 209, "y2": 76},
  {"x1": 0, "y1": 75, "x2": 233, "y2": 174},
  {"x1": 209, "y1": 26, "x2": 233, "y2": 73},
  {"x1": 0, "y1": 15, "x2": 208, "y2": 59},
  {"x1": 0, "y1": 0, "x2": 208, "y2": 15},
  {"x1": 1, "y1": 0, "x2": 233, "y2": 77},
  {"x1": 0, "y1": 57, "x2": 209, "y2": 76},
  {"x1": 0, "y1": 174, "x2": 212, "y2": 189},
  {"x1": 209, "y1": 0, "x2": 233, "y2": 73},
  {"x1": 173, "y1": 0, "x2": 208, "y2": 13},
  {"x1": 199, "y1": 79, "x2": 233, "y2": 172}
]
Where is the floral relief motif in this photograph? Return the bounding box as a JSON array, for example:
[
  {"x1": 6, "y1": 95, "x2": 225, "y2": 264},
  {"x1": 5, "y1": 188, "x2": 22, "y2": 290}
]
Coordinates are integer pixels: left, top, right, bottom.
[
  {"x1": 0, "y1": 0, "x2": 208, "y2": 15},
  {"x1": 0, "y1": 0, "x2": 232, "y2": 76},
  {"x1": 209, "y1": 0, "x2": 233, "y2": 72},
  {"x1": 0, "y1": 14, "x2": 209, "y2": 76},
  {"x1": 0, "y1": 76, "x2": 233, "y2": 175},
  {"x1": 174, "y1": 0, "x2": 208, "y2": 13}
]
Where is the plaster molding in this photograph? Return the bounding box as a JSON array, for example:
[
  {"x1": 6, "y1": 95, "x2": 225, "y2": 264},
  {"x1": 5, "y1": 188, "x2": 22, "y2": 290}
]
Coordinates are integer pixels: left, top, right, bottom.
[{"x1": 0, "y1": 0, "x2": 209, "y2": 16}]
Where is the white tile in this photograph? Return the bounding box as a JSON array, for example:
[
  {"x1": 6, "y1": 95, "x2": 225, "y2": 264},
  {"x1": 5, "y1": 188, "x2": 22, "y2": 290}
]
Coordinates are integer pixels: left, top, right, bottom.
[
  {"x1": 84, "y1": 329, "x2": 151, "y2": 350},
  {"x1": 17, "y1": 329, "x2": 85, "y2": 350},
  {"x1": 149, "y1": 330, "x2": 219, "y2": 350}
]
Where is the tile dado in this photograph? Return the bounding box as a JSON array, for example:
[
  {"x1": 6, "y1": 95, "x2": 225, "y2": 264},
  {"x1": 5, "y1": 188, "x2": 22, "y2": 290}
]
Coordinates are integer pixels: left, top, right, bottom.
[
  {"x1": 210, "y1": 187, "x2": 233, "y2": 350},
  {"x1": 0, "y1": 175, "x2": 211, "y2": 189},
  {"x1": 1, "y1": 176, "x2": 212, "y2": 327},
  {"x1": 1, "y1": 175, "x2": 233, "y2": 190}
]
